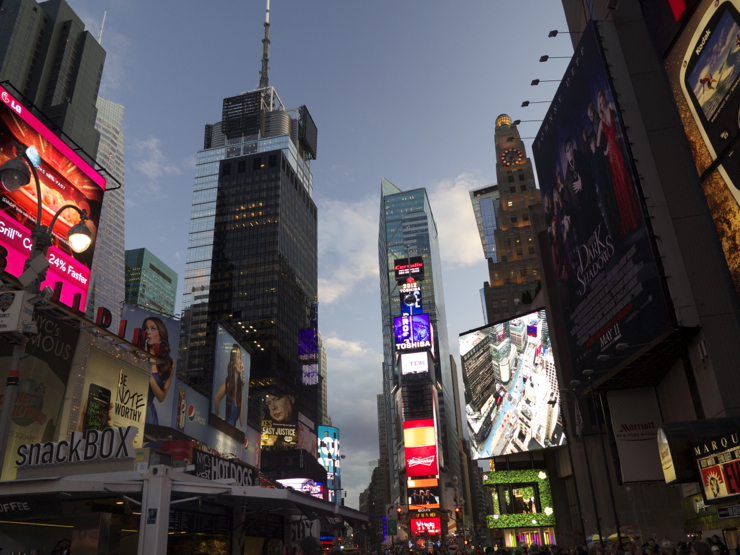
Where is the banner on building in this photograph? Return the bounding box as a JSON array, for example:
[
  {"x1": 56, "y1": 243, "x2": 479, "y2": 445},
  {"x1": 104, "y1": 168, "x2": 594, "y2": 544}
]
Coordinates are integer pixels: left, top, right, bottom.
[
  {"x1": 607, "y1": 388, "x2": 664, "y2": 482},
  {"x1": 121, "y1": 304, "x2": 180, "y2": 427},
  {"x1": 211, "y1": 324, "x2": 250, "y2": 434},
  {"x1": 532, "y1": 21, "x2": 672, "y2": 379},
  {"x1": 171, "y1": 379, "x2": 209, "y2": 444},
  {"x1": 0, "y1": 313, "x2": 79, "y2": 480}
]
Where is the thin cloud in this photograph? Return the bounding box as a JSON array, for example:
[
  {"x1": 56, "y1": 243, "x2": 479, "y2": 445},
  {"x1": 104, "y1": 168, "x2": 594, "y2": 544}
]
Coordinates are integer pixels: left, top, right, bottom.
[
  {"x1": 317, "y1": 195, "x2": 379, "y2": 305},
  {"x1": 132, "y1": 136, "x2": 184, "y2": 180}
]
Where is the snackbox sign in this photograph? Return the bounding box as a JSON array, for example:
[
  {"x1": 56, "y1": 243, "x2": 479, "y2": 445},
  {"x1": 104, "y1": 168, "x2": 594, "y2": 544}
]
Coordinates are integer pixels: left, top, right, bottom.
[{"x1": 15, "y1": 426, "x2": 136, "y2": 467}]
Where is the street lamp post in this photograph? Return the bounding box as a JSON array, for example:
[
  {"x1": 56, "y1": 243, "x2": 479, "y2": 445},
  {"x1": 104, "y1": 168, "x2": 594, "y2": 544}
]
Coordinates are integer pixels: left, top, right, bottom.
[{"x1": 0, "y1": 140, "x2": 93, "y2": 476}]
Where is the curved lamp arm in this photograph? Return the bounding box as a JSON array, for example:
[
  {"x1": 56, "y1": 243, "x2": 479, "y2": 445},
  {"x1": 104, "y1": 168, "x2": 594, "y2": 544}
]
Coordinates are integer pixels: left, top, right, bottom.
[
  {"x1": 11, "y1": 141, "x2": 42, "y2": 226},
  {"x1": 48, "y1": 204, "x2": 88, "y2": 235}
]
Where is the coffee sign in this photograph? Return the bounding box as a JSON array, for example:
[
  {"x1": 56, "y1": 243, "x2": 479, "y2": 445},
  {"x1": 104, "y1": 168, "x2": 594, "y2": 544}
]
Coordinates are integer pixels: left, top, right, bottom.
[{"x1": 15, "y1": 426, "x2": 136, "y2": 467}]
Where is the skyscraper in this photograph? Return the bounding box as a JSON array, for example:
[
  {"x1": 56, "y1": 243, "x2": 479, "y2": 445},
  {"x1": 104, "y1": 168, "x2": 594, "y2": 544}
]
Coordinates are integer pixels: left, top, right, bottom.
[
  {"x1": 86, "y1": 97, "x2": 125, "y2": 328},
  {"x1": 178, "y1": 3, "x2": 321, "y2": 440},
  {"x1": 125, "y1": 248, "x2": 178, "y2": 317},
  {"x1": 319, "y1": 331, "x2": 329, "y2": 425},
  {"x1": 0, "y1": 0, "x2": 106, "y2": 159},
  {"x1": 377, "y1": 178, "x2": 460, "y2": 516},
  {"x1": 479, "y1": 115, "x2": 542, "y2": 323}
]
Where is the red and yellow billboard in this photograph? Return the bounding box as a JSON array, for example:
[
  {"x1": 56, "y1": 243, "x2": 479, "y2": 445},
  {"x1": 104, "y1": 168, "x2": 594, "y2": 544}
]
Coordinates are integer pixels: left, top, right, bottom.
[{"x1": 403, "y1": 418, "x2": 438, "y2": 477}]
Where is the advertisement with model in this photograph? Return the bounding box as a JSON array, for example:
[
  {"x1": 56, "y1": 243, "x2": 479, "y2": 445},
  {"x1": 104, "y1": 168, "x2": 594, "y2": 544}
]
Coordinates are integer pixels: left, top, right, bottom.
[
  {"x1": 172, "y1": 379, "x2": 209, "y2": 444},
  {"x1": 459, "y1": 309, "x2": 565, "y2": 459},
  {"x1": 665, "y1": 0, "x2": 740, "y2": 301},
  {"x1": 0, "y1": 85, "x2": 105, "y2": 310},
  {"x1": 407, "y1": 478, "x2": 440, "y2": 510},
  {"x1": 532, "y1": 22, "x2": 672, "y2": 378},
  {"x1": 78, "y1": 348, "x2": 149, "y2": 449},
  {"x1": 0, "y1": 312, "x2": 79, "y2": 479},
  {"x1": 211, "y1": 324, "x2": 250, "y2": 434},
  {"x1": 120, "y1": 304, "x2": 180, "y2": 427},
  {"x1": 261, "y1": 388, "x2": 298, "y2": 450}
]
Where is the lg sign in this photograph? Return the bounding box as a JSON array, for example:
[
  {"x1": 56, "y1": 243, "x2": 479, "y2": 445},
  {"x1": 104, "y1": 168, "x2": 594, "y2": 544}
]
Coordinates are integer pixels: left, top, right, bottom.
[{"x1": 401, "y1": 352, "x2": 429, "y2": 375}]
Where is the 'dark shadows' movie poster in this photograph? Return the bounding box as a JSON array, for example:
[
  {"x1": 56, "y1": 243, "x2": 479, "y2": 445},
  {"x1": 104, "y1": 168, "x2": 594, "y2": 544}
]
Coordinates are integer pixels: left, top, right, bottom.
[{"x1": 532, "y1": 21, "x2": 673, "y2": 378}]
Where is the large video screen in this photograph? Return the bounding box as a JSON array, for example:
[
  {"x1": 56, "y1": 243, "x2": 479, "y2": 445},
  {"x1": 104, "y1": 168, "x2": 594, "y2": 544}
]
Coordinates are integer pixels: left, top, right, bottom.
[
  {"x1": 531, "y1": 22, "x2": 672, "y2": 378},
  {"x1": 0, "y1": 85, "x2": 105, "y2": 309},
  {"x1": 459, "y1": 309, "x2": 566, "y2": 459}
]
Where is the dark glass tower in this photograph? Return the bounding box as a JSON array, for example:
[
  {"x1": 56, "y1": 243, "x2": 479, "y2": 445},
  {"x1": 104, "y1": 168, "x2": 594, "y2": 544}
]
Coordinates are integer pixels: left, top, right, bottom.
[{"x1": 179, "y1": 3, "x2": 320, "y2": 434}]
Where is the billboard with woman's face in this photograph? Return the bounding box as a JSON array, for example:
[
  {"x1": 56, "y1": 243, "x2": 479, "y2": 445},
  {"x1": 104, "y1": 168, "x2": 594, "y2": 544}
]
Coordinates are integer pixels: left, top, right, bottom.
[
  {"x1": 261, "y1": 390, "x2": 298, "y2": 450},
  {"x1": 0, "y1": 85, "x2": 105, "y2": 309},
  {"x1": 211, "y1": 324, "x2": 250, "y2": 434},
  {"x1": 120, "y1": 304, "x2": 180, "y2": 427}
]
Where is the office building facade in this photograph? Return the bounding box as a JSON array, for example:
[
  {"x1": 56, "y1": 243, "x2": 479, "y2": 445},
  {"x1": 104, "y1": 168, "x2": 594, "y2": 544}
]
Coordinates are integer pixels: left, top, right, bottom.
[
  {"x1": 178, "y1": 82, "x2": 321, "y2": 434},
  {"x1": 85, "y1": 97, "x2": 125, "y2": 327},
  {"x1": 478, "y1": 115, "x2": 542, "y2": 324},
  {"x1": 0, "y1": 0, "x2": 105, "y2": 159},
  {"x1": 377, "y1": 178, "x2": 461, "y2": 523},
  {"x1": 125, "y1": 248, "x2": 178, "y2": 317}
]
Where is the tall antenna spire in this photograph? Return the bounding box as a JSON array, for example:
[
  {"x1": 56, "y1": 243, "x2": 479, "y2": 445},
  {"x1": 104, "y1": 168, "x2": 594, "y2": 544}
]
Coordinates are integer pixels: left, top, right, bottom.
[
  {"x1": 259, "y1": 0, "x2": 271, "y2": 89},
  {"x1": 97, "y1": 10, "x2": 107, "y2": 44}
]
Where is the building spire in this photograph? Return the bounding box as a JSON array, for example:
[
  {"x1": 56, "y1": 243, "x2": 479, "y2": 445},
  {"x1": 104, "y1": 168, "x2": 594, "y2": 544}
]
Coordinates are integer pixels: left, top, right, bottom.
[
  {"x1": 259, "y1": 0, "x2": 271, "y2": 89},
  {"x1": 97, "y1": 10, "x2": 107, "y2": 44}
]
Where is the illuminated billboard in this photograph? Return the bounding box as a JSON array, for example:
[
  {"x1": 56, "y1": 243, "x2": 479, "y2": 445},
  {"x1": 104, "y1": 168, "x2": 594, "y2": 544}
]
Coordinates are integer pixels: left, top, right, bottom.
[
  {"x1": 532, "y1": 22, "x2": 672, "y2": 377},
  {"x1": 410, "y1": 517, "x2": 441, "y2": 536},
  {"x1": 211, "y1": 324, "x2": 250, "y2": 433},
  {"x1": 318, "y1": 426, "x2": 341, "y2": 496},
  {"x1": 407, "y1": 478, "x2": 440, "y2": 510},
  {"x1": 403, "y1": 418, "x2": 438, "y2": 477},
  {"x1": 665, "y1": 0, "x2": 740, "y2": 303},
  {"x1": 459, "y1": 309, "x2": 565, "y2": 459},
  {"x1": 400, "y1": 351, "x2": 429, "y2": 375},
  {"x1": 0, "y1": 85, "x2": 105, "y2": 309},
  {"x1": 394, "y1": 314, "x2": 431, "y2": 353},
  {"x1": 171, "y1": 379, "x2": 209, "y2": 444},
  {"x1": 394, "y1": 257, "x2": 424, "y2": 283},
  {"x1": 121, "y1": 304, "x2": 180, "y2": 427},
  {"x1": 261, "y1": 389, "x2": 298, "y2": 450},
  {"x1": 400, "y1": 288, "x2": 423, "y2": 316},
  {"x1": 277, "y1": 478, "x2": 324, "y2": 500}
]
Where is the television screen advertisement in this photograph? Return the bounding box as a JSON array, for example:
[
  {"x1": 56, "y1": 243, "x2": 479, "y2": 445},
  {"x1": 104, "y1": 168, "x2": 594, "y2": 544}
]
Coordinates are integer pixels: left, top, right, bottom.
[
  {"x1": 0, "y1": 85, "x2": 105, "y2": 310},
  {"x1": 665, "y1": 0, "x2": 740, "y2": 301},
  {"x1": 171, "y1": 379, "x2": 209, "y2": 444},
  {"x1": 400, "y1": 288, "x2": 423, "y2": 316},
  {"x1": 121, "y1": 304, "x2": 180, "y2": 427},
  {"x1": 394, "y1": 314, "x2": 432, "y2": 354},
  {"x1": 400, "y1": 351, "x2": 429, "y2": 375},
  {"x1": 403, "y1": 419, "x2": 439, "y2": 477},
  {"x1": 78, "y1": 348, "x2": 148, "y2": 449},
  {"x1": 410, "y1": 517, "x2": 441, "y2": 536},
  {"x1": 407, "y1": 478, "x2": 440, "y2": 510},
  {"x1": 459, "y1": 310, "x2": 566, "y2": 459},
  {"x1": 211, "y1": 324, "x2": 250, "y2": 434},
  {"x1": 261, "y1": 388, "x2": 298, "y2": 451},
  {"x1": 532, "y1": 21, "x2": 672, "y2": 379},
  {"x1": 318, "y1": 426, "x2": 341, "y2": 491},
  {"x1": 394, "y1": 257, "x2": 424, "y2": 283},
  {"x1": 0, "y1": 313, "x2": 79, "y2": 479}
]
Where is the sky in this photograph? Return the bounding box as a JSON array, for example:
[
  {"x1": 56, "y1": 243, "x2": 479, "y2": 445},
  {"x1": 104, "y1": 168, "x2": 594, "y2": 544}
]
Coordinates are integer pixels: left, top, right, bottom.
[{"x1": 69, "y1": 0, "x2": 570, "y2": 509}]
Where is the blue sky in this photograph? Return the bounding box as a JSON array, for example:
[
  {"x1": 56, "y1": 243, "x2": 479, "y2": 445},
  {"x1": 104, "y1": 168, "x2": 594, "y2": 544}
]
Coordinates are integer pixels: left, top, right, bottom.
[{"x1": 70, "y1": 0, "x2": 570, "y2": 509}]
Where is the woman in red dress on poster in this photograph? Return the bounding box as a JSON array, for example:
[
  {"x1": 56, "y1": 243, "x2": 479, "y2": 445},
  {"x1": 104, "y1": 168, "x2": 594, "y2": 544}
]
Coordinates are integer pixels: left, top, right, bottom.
[{"x1": 596, "y1": 89, "x2": 640, "y2": 235}]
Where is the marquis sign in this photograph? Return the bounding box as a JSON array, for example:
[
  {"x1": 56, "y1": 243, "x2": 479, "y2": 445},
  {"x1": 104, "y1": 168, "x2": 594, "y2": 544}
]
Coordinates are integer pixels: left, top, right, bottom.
[{"x1": 15, "y1": 426, "x2": 136, "y2": 467}]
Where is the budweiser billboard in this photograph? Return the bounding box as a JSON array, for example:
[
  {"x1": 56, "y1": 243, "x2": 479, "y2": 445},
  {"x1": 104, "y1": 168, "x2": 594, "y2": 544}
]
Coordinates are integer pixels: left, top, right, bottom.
[{"x1": 403, "y1": 418, "x2": 438, "y2": 477}]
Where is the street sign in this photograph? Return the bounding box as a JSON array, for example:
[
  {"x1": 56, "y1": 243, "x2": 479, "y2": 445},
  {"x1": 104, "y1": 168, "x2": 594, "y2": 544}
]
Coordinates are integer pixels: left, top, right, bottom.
[
  {"x1": 387, "y1": 519, "x2": 397, "y2": 535},
  {"x1": 0, "y1": 291, "x2": 31, "y2": 335}
]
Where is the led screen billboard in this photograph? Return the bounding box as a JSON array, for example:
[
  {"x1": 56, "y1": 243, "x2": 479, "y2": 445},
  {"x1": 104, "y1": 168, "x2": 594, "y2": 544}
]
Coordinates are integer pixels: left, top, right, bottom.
[
  {"x1": 400, "y1": 289, "x2": 423, "y2": 316},
  {"x1": 665, "y1": 0, "x2": 740, "y2": 302},
  {"x1": 459, "y1": 309, "x2": 565, "y2": 459},
  {"x1": 410, "y1": 517, "x2": 441, "y2": 536},
  {"x1": 407, "y1": 478, "x2": 440, "y2": 510},
  {"x1": 78, "y1": 348, "x2": 148, "y2": 449},
  {"x1": 400, "y1": 351, "x2": 429, "y2": 375},
  {"x1": 318, "y1": 426, "x2": 341, "y2": 492},
  {"x1": 277, "y1": 478, "x2": 324, "y2": 500},
  {"x1": 394, "y1": 257, "x2": 424, "y2": 283},
  {"x1": 211, "y1": 324, "x2": 250, "y2": 434},
  {"x1": 121, "y1": 304, "x2": 180, "y2": 427},
  {"x1": 0, "y1": 85, "x2": 105, "y2": 309},
  {"x1": 261, "y1": 389, "x2": 298, "y2": 450},
  {"x1": 394, "y1": 314, "x2": 431, "y2": 353},
  {"x1": 298, "y1": 328, "x2": 318, "y2": 360},
  {"x1": 532, "y1": 22, "x2": 672, "y2": 378},
  {"x1": 403, "y1": 418, "x2": 438, "y2": 477}
]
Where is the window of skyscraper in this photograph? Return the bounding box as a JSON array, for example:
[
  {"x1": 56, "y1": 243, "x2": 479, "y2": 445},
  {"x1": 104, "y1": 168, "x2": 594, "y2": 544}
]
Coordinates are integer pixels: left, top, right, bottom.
[
  {"x1": 509, "y1": 187, "x2": 516, "y2": 193},
  {"x1": 516, "y1": 248, "x2": 523, "y2": 256},
  {"x1": 520, "y1": 184, "x2": 527, "y2": 191},
  {"x1": 508, "y1": 175, "x2": 514, "y2": 183},
  {"x1": 519, "y1": 174, "x2": 525, "y2": 182},
  {"x1": 523, "y1": 214, "x2": 529, "y2": 222},
  {"x1": 521, "y1": 269, "x2": 528, "y2": 277},
  {"x1": 505, "y1": 238, "x2": 511, "y2": 246},
  {"x1": 511, "y1": 216, "x2": 518, "y2": 224},
  {"x1": 533, "y1": 269, "x2": 539, "y2": 275}
]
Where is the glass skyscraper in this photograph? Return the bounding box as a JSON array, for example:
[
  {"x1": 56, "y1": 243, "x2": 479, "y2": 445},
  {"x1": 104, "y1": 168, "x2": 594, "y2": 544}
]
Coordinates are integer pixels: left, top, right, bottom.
[
  {"x1": 85, "y1": 97, "x2": 125, "y2": 328},
  {"x1": 470, "y1": 185, "x2": 499, "y2": 263},
  {"x1": 178, "y1": 85, "x2": 321, "y2": 432},
  {"x1": 377, "y1": 178, "x2": 460, "y2": 507},
  {"x1": 125, "y1": 248, "x2": 178, "y2": 317}
]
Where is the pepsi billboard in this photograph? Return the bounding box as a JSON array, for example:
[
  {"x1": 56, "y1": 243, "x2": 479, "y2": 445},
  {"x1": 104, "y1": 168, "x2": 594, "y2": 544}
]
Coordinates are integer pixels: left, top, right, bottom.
[{"x1": 171, "y1": 379, "x2": 209, "y2": 443}]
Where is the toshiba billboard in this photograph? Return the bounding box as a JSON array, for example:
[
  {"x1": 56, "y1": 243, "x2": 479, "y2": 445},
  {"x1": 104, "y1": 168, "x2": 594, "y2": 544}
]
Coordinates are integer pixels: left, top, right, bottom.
[{"x1": 403, "y1": 418, "x2": 438, "y2": 477}]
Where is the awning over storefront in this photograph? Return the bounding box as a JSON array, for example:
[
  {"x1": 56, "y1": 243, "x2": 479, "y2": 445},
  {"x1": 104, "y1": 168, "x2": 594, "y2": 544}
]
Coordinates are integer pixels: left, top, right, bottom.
[{"x1": 0, "y1": 465, "x2": 368, "y2": 554}]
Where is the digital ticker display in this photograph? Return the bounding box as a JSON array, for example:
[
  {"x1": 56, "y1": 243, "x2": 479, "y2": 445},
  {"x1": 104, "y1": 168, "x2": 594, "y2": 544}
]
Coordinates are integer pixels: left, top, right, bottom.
[{"x1": 459, "y1": 309, "x2": 566, "y2": 459}]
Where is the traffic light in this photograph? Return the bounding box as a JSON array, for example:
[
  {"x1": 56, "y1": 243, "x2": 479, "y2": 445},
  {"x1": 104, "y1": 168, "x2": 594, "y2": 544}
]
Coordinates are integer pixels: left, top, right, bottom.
[
  {"x1": 396, "y1": 506, "x2": 402, "y2": 515},
  {"x1": 454, "y1": 507, "x2": 461, "y2": 516}
]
